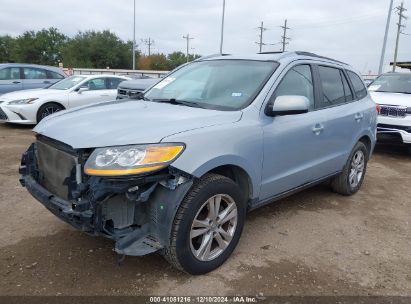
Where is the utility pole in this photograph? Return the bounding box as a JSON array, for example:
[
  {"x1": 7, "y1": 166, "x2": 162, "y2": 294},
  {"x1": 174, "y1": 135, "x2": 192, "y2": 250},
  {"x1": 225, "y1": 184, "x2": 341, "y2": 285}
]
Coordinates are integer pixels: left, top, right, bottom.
[
  {"x1": 132, "y1": 0, "x2": 136, "y2": 70},
  {"x1": 183, "y1": 34, "x2": 194, "y2": 62},
  {"x1": 393, "y1": 2, "x2": 408, "y2": 72},
  {"x1": 255, "y1": 22, "x2": 267, "y2": 53},
  {"x1": 142, "y1": 38, "x2": 155, "y2": 56},
  {"x1": 220, "y1": 0, "x2": 226, "y2": 54},
  {"x1": 280, "y1": 19, "x2": 291, "y2": 52},
  {"x1": 379, "y1": 0, "x2": 394, "y2": 75}
]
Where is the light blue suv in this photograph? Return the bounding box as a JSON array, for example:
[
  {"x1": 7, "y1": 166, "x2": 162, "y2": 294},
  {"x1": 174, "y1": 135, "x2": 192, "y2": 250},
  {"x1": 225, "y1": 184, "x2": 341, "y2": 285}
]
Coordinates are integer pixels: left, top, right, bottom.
[{"x1": 19, "y1": 52, "x2": 377, "y2": 274}]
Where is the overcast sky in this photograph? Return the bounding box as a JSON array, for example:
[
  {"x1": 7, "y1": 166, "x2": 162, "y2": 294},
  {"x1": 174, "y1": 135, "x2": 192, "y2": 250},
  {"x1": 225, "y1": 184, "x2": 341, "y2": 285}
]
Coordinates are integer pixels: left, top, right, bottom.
[{"x1": 0, "y1": 0, "x2": 410, "y2": 73}]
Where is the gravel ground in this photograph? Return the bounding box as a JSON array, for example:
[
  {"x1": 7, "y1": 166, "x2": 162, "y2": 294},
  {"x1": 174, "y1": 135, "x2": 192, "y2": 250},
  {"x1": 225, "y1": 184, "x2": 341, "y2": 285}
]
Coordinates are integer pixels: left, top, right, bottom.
[{"x1": 0, "y1": 123, "x2": 410, "y2": 297}]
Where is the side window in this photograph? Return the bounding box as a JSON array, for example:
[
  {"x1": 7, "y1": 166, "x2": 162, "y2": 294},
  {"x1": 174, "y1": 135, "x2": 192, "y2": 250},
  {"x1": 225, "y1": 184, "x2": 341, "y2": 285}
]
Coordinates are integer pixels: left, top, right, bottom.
[
  {"x1": 107, "y1": 78, "x2": 124, "y2": 89},
  {"x1": 317, "y1": 66, "x2": 347, "y2": 108},
  {"x1": 341, "y1": 71, "x2": 354, "y2": 102},
  {"x1": 23, "y1": 68, "x2": 48, "y2": 79},
  {"x1": 273, "y1": 65, "x2": 314, "y2": 108},
  {"x1": 347, "y1": 71, "x2": 368, "y2": 100},
  {"x1": 47, "y1": 71, "x2": 64, "y2": 80},
  {"x1": 0, "y1": 68, "x2": 21, "y2": 80},
  {"x1": 83, "y1": 78, "x2": 107, "y2": 91}
]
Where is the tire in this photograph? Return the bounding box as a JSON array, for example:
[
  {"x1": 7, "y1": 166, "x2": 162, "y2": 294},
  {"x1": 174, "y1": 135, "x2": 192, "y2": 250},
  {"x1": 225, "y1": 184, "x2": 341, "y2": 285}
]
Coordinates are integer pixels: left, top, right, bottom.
[
  {"x1": 36, "y1": 103, "x2": 64, "y2": 123},
  {"x1": 163, "y1": 173, "x2": 246, "y2": 275},
  {"x1": 331, "y1": 142, "x2": 369, "y2": 196}
]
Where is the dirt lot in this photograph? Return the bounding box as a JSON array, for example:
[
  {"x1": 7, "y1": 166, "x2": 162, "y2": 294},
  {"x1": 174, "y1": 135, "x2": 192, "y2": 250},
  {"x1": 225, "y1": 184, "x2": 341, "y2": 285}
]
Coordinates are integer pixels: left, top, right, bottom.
[{"x1": 0, "y1": 123, "x2": 410, "y2": 297}]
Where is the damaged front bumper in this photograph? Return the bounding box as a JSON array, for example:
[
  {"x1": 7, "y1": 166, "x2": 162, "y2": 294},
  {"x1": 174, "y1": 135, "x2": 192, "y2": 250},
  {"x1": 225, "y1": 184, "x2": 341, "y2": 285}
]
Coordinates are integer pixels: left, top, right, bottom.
[{"x1": 19, "y1": 141, "x2": 193, "y2": 256}]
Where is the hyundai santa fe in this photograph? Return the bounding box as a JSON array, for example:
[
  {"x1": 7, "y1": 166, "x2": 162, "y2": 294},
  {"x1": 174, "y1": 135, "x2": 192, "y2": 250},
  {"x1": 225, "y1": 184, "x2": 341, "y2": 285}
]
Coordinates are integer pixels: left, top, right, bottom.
[{"x1": 19, "y1": 52, "x2": 378, "y2": 274}]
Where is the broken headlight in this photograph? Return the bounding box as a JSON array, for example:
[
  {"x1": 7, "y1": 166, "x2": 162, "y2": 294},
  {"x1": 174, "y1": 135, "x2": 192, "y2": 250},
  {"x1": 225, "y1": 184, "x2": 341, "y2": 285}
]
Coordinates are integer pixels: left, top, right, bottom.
[{"x1": 84, "y1": 144, "x2": 185, "y2": 176}]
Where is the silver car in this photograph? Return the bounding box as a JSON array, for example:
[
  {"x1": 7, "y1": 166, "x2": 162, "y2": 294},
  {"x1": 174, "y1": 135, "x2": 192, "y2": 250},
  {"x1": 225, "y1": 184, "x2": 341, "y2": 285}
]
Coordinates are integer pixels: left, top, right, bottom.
[
  {"x1": 19, "y1": 52, "x2": 377, "y2": 274},
  {"x1": 0, "y1": 63, "x2": 66, "y2": 95}
]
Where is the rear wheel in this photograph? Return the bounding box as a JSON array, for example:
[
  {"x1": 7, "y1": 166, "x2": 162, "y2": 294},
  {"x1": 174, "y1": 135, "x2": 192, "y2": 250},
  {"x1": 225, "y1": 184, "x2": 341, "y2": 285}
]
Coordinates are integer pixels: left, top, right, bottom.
[
  {"x1": 163, "y1": 173, "x2": 246, "y2": 275},
  {"x1": 37, "y1": 103, "x2": 64, "y2": 123},
  {"x1": 331, "y1": 142, "x2": 369, "y2": 196}
]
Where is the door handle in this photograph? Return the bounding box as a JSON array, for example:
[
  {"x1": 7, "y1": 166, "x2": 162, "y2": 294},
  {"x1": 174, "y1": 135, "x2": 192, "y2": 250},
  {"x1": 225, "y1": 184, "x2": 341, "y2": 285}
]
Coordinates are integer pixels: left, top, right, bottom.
[
  {"x1": 355, "y1": 113, "x2": 364, "y2": 122},
  {"x1": 312, "y1": 123, "x2": 324, "y2": 135},
  {"x1": 12, "y1": 81, "x2": 21, "y2": 84}
]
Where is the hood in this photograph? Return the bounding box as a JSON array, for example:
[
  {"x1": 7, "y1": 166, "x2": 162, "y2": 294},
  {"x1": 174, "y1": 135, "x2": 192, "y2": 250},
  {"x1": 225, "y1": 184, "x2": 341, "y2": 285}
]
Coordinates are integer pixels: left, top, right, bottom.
[
  {"x1": 0, "y1": 89, "x2": 65, "y2": 101},
  {"x1": 118, "y1": 78, "x2": 159, "y2": 90},
  {"x1": 370, "y1": 91, "x2": 411, "y2": 107},
  {"x1": 34, "y1": 100, "x2": 242, "y2": 149}
]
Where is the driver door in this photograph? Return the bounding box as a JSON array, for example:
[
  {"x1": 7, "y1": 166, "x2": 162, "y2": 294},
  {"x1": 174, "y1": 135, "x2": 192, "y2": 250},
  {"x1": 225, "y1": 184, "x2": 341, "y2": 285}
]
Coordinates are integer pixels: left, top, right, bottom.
[{"x1": 68, "y1": 77, "x2": 110, "y2": 108}]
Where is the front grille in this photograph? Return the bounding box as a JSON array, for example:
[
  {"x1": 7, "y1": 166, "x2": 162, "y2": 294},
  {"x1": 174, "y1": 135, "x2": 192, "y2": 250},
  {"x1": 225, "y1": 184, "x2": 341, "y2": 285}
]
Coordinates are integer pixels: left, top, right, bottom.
[
  {"x1": 118, "y1": 89, "x2": 127, "y2": 96},
  {"x1": 117, "y1": 88, "x2": 143, "y2": 99},
  {"x1": 0, "y1": 107, "x2": 8, "y2": 120},
  {"x1": 379, "y1": 105, "x2": 407, "y2": 118},
  {"x1": 36, "y1": 139, "x2": 77, "y2": 200},
  {"x1": 378, "y1": 123, "x2": 411, "y2": 133}
]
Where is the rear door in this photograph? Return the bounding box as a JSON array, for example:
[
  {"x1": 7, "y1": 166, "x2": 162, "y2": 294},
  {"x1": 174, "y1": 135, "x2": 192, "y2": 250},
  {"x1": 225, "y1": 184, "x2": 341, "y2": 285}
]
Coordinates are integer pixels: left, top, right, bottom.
[
  {"x1": 68, "y1": 77, "x2": 110, "y2": 108},
  {"x1": 22, "y1": 67, "x2": 50, "y2": 90},
  {"x1": 0, "y1": 67, "x2": 23, "y2": 94}
]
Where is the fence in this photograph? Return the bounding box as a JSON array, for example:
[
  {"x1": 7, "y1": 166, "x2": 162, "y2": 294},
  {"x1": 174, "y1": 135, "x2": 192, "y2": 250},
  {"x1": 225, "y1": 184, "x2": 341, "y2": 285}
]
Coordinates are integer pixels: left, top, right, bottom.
[{"x1": 63, "y1": 68, "x2": 168, "y2": 78}]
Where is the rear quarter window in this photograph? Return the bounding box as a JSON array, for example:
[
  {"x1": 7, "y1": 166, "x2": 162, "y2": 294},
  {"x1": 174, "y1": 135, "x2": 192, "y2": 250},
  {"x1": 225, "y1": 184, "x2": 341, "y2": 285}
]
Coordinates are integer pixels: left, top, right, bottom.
[{"x1": 347, "y1": 71, "x2": 368, "y2": 100}]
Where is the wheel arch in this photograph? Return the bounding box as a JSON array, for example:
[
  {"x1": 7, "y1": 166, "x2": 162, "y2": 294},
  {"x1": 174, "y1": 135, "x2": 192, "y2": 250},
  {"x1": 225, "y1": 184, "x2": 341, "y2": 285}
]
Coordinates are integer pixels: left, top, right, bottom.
[{"x1": 36, "y1": 101, "x2": 66, "y2": 123}]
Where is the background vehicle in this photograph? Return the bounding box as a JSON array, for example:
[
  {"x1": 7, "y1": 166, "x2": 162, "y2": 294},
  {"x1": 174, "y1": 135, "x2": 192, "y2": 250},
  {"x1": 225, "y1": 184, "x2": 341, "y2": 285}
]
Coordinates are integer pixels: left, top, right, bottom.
[
  {"x1": 369, "y1": 73, "x2": 411, "y2": 149},
  {"x1": 0, "y1": 63, "x2": 66, "y2": 95},
  {"x1": 20, "y1": 52, "x2": 377, "y2": 274},
  {"x1": 117, "y1": 77, "x2": 161, "y2": 99},
  {"x1": 0, "y1": 74, "x2": 130, "y2": 124}
]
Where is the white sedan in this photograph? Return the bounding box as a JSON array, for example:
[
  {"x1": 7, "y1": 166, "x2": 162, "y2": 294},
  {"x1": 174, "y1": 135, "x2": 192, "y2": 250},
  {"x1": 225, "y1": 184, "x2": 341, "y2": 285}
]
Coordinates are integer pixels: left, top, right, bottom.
[{"x1": 0, "y1": 74, "x2": 130, "y2": 125}]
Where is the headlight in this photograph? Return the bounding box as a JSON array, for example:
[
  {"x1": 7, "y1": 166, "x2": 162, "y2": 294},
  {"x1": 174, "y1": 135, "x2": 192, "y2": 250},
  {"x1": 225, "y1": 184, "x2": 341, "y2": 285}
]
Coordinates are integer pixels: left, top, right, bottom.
[
  {"x1": 8, "y1": 98, "x2": 39, "y2": 105},
  {"x1": 84, "y1": 143, "x2": 185, "y2": 176}
]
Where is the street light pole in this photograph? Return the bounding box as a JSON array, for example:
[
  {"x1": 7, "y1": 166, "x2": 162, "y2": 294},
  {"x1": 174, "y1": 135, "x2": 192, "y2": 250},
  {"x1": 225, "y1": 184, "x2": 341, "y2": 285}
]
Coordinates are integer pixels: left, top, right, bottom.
[
  {"x1": 132, "y1": 0, "x2": 136, "y2": 70},
  {"x1": 378, "y1": 0, "x2": 394, "y2": 75},
  {"x1": 220, "y1": 0, "x2": 226, "y2": 54}
]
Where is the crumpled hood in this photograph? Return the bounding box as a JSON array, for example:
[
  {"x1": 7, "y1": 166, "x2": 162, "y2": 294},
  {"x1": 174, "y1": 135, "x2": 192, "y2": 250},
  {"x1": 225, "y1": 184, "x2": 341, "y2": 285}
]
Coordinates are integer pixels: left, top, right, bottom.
[
  {"x1": 370, "y1": 91, "x2": 411, "y2": 107},
  {"x1": 34, "y1": 100, "x2": 242, "y2": 149},
  {"x1": 0, "y1": 89, "x2": 64, "y2": 101}
]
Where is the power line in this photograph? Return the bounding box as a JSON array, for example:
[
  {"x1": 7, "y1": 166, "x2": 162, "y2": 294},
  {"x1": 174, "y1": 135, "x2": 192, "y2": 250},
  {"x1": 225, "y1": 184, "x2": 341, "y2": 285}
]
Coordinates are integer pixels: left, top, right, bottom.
[
  {"x1": 183, "y1": 33, "x2": 194, "y2": 62},
  {"x1": 393, "y1": 1, "x2": 408, "y2": 72},
  {"x1": 255, "y1": 21, "x2": 268, "y2": 53},
  {"x1": 141, "y1": 38, "x2": 155, "y2": 56},
  {"x1": 379, "y1": 0, "x2": 394, "y2": 75},
  {"x1": 280, "y1": 19, "x2": 291, "y2": 52}
]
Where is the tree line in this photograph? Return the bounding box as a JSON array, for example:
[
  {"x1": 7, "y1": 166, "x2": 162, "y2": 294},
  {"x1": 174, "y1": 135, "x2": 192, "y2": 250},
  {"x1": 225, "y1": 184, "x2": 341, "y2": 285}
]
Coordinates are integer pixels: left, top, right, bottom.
[{"x1": 0, "y1": 27, "x2": 201, "y2": 70}]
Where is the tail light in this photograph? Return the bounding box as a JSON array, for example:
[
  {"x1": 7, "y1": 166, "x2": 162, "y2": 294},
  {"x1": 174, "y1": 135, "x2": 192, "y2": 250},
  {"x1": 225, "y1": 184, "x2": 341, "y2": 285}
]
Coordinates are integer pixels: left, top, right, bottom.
[{"x1": 376, "y1": 103, "x2": 381, "y2": 114}]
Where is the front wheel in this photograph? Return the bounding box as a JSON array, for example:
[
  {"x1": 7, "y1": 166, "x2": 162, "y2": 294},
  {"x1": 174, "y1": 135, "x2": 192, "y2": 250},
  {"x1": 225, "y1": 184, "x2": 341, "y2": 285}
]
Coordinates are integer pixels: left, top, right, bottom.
[
  {"x1": 37, "y1": 103, "x2": 64, "y2": 123},
  {"x1": 163, "y1": 173, "x2": 246, "y2": 275},
  {"x1": 331, "y1": 142, "x2": 369, "y2": 196}
]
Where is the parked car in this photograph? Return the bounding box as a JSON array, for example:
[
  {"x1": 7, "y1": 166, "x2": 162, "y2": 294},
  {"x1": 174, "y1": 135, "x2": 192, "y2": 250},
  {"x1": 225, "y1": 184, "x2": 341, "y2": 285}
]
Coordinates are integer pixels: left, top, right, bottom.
[
  {"x1": 19, "y1": 52, "x2": 377, "y2": 274},
  {"x1": 369, "y1": 73, "x2": 411, "y2": 150},
  {"x1": 0, "y1": 75, "x2": 130, "y2": 124},
  {"x1": 0, "y1": 63, "x2": 66, "y2": 95},
  {"x1": 117, "y1": 77, "x2": 161, "y2": 99}
]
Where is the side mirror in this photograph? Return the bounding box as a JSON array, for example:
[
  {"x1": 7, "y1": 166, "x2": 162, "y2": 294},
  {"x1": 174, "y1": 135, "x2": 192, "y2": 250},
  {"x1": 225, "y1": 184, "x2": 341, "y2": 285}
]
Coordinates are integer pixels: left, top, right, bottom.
[
  {"x1": 266, "y1": 96, "x2": 310, "y2": 117},
  {"x1": 77, "y1": 87, "x2": 89, "y2": 94}
]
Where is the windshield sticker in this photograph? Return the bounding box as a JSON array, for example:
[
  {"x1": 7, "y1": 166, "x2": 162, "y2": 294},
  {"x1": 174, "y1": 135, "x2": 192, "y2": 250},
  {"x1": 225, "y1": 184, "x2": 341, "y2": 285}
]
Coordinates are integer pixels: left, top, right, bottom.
[
  {"x1": 153, "y1": 77, "x2": 176, "y2": 89},
  {"x1": 232, "y1": 93, "x2": 243, "y2": 97},
  {"x1": 368, "y1": 85, "x2": 381, "y2": 91}
]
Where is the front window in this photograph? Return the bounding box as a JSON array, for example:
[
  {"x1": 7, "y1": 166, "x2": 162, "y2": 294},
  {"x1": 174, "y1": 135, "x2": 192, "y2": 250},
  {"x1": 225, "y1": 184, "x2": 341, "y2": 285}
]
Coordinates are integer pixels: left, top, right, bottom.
[
  {"x1": 369, "y1": 73, "x2": 411, "y2": 94},
  {"x1": 144, "y1": 60, "x2": 279, "y2": 110},
  {"x1": 48, "y1": 76, "x2": 86, "y2": 90}
]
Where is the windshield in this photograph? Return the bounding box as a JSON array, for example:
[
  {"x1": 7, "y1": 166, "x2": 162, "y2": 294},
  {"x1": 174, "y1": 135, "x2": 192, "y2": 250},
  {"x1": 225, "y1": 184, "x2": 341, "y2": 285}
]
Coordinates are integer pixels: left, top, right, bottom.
[
  {"x1": 144, "y1": 60, "x2": 279, "y2": 110},
  {"x1": 369, "y1": 74, "x2": 411, "y2": 94},
  {"x1": 48, "y1": 76, "x2": 86, "y2": 90}
]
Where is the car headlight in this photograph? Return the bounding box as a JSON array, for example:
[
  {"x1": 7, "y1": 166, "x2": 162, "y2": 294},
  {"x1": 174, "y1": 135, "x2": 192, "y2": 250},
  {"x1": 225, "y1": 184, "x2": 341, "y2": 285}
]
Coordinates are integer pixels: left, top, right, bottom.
[
  {"x1": 84, "y1": 143, "x2": 185, "y2": 176},
  {"x1": 8, "y1": 98, "x2": 39, "y2": 105}
]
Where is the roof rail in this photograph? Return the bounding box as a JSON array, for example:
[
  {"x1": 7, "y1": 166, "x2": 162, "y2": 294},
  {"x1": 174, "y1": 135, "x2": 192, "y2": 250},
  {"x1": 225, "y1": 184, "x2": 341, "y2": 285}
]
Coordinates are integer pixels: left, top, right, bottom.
[
  {"x1": 295, "y1": 51, "x2": 348, "y2": 65},
  {"x1": 196, "y1": 53, "x2": 230, "y2": 61}
]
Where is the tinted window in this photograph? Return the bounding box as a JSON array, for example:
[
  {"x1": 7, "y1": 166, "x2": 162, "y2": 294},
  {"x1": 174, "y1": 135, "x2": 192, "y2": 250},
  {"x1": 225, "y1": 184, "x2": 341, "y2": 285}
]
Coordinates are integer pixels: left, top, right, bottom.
[
  {"x1": 47, "y1": 71, "x2": 64, "y2": 80},
  {"x1": 0, "y1": 67, "x2": 20, "y2": 80},
  {"x1": 273, "y1": 65, "x2": 314, "y2": 108},
  {"x1": 83, "y1": 78, "x2": 107, "y2": 90},
  {"x1": 23, "y1": 68, "x2": 48, "y2": 79},
  {"x1": 341, "y1": 71, "x2": 354, "y2": 102},
  {"x1": 347, "y1": 71, "x2": 367, "y2": 99},
  {"x1": 107, "y1": 78, "x2": 124, "y2": 89},
  {"x1": 318, "y1": 66, "x2": 347, "y2": 108}
]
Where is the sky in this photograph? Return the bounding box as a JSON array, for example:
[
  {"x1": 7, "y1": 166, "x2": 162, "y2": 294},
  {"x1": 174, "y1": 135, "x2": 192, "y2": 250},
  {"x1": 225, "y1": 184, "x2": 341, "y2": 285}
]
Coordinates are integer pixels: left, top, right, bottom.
[{"x1": 0, "y1": 0, "x2": 410, "y2": 74}]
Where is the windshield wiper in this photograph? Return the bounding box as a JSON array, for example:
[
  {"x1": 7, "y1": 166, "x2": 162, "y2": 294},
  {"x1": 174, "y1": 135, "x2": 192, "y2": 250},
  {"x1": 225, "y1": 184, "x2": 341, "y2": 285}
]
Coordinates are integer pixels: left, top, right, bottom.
[{"x1": 150, "y1": 98, "x2": 205, "y2": 109}]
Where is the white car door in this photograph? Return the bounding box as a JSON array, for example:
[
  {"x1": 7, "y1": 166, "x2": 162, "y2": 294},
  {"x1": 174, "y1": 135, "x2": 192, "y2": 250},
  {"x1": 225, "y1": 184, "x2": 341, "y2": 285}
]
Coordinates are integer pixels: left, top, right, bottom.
[{"x1": 68, "y1": 77, "x2": 111, "y2": 108}]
